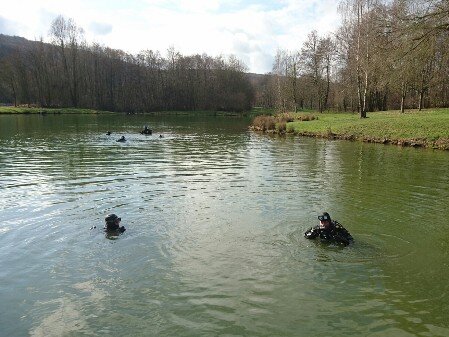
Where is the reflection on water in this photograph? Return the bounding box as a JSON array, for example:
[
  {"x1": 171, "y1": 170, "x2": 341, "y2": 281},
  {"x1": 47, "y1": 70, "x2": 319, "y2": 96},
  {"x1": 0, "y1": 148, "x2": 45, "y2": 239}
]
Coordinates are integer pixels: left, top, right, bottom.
[{"x1": 0, "y1": 114, "x2": 448, "y2": 336}]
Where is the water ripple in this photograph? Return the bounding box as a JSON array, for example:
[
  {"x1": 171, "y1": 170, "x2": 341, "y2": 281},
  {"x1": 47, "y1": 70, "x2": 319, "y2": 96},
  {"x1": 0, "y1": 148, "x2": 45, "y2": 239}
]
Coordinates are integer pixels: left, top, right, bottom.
[{"x1": 1, "y1": 115, "x2": 448, "y2": 336}]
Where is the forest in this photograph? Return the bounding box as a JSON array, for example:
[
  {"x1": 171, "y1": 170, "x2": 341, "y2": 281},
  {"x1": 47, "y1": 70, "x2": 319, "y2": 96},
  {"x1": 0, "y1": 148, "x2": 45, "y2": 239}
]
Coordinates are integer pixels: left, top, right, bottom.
[
  {"x1": 0, "y1": 17, "x2": 254, "y2": 113},
  {"x1": 260, "y1": 0, "x2": 449, "y2": 117},
  {"x1": 0, "y1": 0, "x2": 448, "y2": 115}
]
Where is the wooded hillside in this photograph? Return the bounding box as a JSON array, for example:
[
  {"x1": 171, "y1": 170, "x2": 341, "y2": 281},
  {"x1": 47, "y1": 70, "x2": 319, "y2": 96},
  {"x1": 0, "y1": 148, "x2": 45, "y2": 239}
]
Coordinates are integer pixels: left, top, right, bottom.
[
  {"x1": 1, "y1": 1, "x2": 448, "y2": 115},
  {"x1": 0, "y1": 17, "x2": 254, "y2": 112}
]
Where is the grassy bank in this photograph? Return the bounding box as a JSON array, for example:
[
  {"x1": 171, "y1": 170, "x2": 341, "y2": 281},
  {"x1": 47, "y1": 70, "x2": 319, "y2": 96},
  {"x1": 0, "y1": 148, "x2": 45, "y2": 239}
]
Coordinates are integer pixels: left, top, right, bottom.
[
  {"x1": 248, "y1": 107, "x2": 276, "y2": 116},
  {"x1": 251, "y1": 109, "x2": 449, "y2": 150},
  {"x1": 0, "y1": 106, "x2": 251, "y2": 116},
  {"x1": 0, "y1": 106, "x2": 115, "y2": 114}
]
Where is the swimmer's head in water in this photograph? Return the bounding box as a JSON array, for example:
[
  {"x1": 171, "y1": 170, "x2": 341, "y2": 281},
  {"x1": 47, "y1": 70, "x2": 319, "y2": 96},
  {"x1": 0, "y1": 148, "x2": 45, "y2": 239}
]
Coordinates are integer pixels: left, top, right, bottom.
[
  {"x1": 105, "y1": 214, "x2": 121, "y2": 224},
  {"x1": 318, "y1": 212, "x2": 331, "y2": 222}
]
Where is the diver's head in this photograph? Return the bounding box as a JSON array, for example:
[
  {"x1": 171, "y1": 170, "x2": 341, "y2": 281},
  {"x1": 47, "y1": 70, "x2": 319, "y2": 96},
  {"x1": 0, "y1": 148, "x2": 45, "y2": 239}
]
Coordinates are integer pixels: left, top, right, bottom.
[
  {"x1": 105, "y1": 213, "x2": 121, "y2": 225},
  {"x1": 318, "y1": 212, "x2": 331, "y2": 228}
]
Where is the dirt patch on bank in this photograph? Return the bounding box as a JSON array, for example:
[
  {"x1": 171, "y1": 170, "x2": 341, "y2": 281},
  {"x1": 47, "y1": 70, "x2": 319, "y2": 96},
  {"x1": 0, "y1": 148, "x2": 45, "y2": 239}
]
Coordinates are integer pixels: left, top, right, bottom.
[{"x1": 260, "y1": 129, "x2": 449, "y2": 151}]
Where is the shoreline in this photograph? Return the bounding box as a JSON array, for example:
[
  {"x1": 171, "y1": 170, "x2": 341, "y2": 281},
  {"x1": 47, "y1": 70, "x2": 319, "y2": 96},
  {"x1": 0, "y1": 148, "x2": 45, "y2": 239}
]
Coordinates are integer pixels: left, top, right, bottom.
[
  {"x1": 286, "y1": 130, "x2": 449, "y2": 150},
  {"x1": 250, "y1": 109, "x2": 449, "y2": 151},
  {"x1": 0, "y1": 106, "x2": 250, "y2": 116},
  {"x1": 0, "y1": 107, "x2": 115, "y2": 114},
  {"x1": 3, "y1": 106, "x2": 448, "y2": 150}
]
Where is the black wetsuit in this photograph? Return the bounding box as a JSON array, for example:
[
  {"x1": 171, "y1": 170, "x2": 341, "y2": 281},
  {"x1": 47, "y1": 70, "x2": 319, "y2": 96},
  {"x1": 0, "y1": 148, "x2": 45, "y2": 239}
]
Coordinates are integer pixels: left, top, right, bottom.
[
  {"x1": 105, "y1": 223, "x2": 126, "y2": 233},
  {"x1": 304, "y1": 221, "x2": 353, "y2": 246}
]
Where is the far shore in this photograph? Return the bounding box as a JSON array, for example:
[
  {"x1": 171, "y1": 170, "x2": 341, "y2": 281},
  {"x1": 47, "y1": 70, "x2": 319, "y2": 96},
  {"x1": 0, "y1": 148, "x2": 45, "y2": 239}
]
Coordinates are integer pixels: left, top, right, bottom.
[
  {"x1": 250, "y1": 109, "x2": 449, "y2": 151},
  {"x1": 3, "y1": 106, "x2": 448, "y2": 150},
  {"x1": 0, "y1": 106, "x2": 115, "y2": 114},
  {"x1": 0, "y1": 106, "x2": 250, "y2": 116}
]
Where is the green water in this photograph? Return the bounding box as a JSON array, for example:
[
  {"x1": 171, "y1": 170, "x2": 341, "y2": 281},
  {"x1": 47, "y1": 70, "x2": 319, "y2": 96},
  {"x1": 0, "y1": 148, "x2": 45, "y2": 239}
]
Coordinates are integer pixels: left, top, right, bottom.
[{"x1": 0, "y1": 114, "x2": 448, "y2": 337}]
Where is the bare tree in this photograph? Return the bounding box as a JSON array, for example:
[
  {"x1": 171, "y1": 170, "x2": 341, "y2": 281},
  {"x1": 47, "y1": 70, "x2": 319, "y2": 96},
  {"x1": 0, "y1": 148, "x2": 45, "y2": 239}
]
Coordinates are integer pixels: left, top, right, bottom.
[
  {"x1": 300, "y1": 31, "x2": 336, "y2": 113},
  {"x1": 338, "y1": 0, "x2": 382, "y2": 117},
  {"x1": 49, "y1": 15, "x2": 85, "y2": 107}
]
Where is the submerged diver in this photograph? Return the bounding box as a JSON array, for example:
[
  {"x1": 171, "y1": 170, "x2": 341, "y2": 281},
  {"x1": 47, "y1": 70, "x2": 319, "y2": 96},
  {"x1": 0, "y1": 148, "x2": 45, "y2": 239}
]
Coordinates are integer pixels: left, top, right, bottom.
[
  {"x1": 140, "y1": 125, "x2": 152, "y2": 135},
  {"x1": 117, "y1": 136, "x2": 126, "y2": 142},
  {"x1": 104, "y1": 214, "x2": 126, "y2": 233},
  {"x1": 304, "y1": 212, "x2": 353, "y2": 246}
]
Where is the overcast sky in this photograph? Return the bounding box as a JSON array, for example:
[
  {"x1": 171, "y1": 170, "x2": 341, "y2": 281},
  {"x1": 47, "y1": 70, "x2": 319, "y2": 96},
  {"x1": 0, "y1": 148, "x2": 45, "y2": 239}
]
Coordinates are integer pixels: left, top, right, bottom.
[{"x1": 0, "y1": 0, "x2": 341, "y2": 74}]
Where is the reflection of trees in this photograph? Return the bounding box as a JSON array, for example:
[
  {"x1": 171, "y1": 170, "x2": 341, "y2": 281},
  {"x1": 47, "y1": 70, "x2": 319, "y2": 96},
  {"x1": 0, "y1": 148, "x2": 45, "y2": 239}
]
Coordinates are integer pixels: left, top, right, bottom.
[
  {"x1": 3, "y1": 114, "x2": 449, "y2": 335},
  {"x1": 269, "y1": 136, "x2": 449, "y2": 333},
  {"x1": 267, "y1": 137, "x2": 344, "y2": 215},
  {"x1": 333, "y1": 141, "x2": 449, "y2": 332}
]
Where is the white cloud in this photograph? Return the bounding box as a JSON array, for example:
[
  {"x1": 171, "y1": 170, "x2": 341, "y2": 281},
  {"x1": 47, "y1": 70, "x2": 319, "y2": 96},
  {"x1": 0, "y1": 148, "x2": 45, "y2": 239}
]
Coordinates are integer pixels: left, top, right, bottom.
[
  {"x1": 88, "y1": 22, "x2": 113, "y2": 36},
  {"x1": 0, "y1": 16, "x2": 16, "y2": 35},
  {"x1": 0, "y1": 0, "x2": 341, "y2": 73}
]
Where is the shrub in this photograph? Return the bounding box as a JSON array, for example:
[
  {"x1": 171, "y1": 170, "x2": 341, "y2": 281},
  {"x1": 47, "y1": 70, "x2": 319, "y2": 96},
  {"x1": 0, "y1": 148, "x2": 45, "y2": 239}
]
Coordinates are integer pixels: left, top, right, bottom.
[
  {"x1": 277, "y1": 112, "x2": 294, "y2": 123},
  {"x1": 298, "y1": 115, "x2": 317, "y2": 121},
  {"x1": 277, "y1": 121, "x2": 287, "y2": 133},
  {"x1": 252, "y1": 115, "x2": 277, "y2": 131},
  {"x1": 251, "y1": 113, "x2": 298, "y2": 133}
]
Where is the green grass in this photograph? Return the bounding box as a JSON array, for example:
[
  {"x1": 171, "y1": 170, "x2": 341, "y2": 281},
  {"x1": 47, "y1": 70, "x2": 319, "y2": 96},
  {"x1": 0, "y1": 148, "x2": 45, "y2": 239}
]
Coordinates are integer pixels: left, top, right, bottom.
[
  {"x1": 285, "y1": 109, "x2": 449, "y2": 150},
  {"x1": 0, "y1": 106, "x2": 115, "y2": 114},
  {"x1": 0, "y1": 106, "x2": 254, "y2": 115},
  {"x1": 249, "y1": 107, "x2": 276, "y2": 116}
]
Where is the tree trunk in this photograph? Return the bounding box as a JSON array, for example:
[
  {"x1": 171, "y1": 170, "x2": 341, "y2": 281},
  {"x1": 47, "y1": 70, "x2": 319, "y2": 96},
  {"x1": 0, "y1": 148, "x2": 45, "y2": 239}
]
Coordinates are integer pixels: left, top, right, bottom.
[
  {"x1": 418, "y1": 74, "x2": 426, "y2": 111},
  {"x1": 324, "y1": 61, "x2": 330, "y2": 111},
  {"x1": 400, "y1": 81, "x2": 406, "y2": 113},
  {"x1": 356, "y1": 4, "x2": 366, "y2": 118},
  {"x1": 10, "y1": 78, "x2": 17, "y2": 107},
  {"x1": 418, "y1": 89, "x2": 424, "y2": 111},
  {"x1": 292, "y1": 62, "x2": 298, "y2": 113},
  {"x1": 358, "y1": 74, "x2": 366, "y2": 117},
  {"x1": 362, "y1": 70, "x2": 368, "y2": 114}
]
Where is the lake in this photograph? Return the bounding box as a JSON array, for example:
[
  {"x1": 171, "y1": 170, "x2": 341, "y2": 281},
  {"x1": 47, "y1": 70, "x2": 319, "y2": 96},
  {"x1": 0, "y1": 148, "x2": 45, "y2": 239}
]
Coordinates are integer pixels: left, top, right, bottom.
[{"x1": 1, "y1": 113, "x2": 448, "y2": 336}]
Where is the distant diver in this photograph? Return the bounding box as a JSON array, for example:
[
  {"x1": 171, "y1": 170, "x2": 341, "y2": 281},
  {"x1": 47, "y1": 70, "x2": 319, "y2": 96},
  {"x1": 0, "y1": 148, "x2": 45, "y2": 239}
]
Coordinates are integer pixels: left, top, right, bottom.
[
  {"x1": 104, "y1": 214, "x2": 126, "y2": 233},
  {"x1": 106, "y1": 131, "x2": 111, "y2": 136},
  {"x1": 117, "y1": 136, "x2": 126, "y2": 142},
  {"x1": 140, "y1": 125, "x2": 152, "y2": 135},
  {"x1": 304, "y1": 212, "x2": 353, "y2": 246}
]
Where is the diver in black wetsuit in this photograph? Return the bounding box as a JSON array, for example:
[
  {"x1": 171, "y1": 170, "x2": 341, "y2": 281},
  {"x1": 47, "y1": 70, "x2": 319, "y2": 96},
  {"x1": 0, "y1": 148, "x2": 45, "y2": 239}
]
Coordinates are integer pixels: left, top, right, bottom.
[
  {"x1": 140, "y1": 125, "x2": 152, "y2": 135},
  {"x1": 117, "y1": 136, "x2": 126, "y2": 142},
  {"x1": 304, "y1": 212, "x2": 353, "y2": 246},
  {"x1": 104, "y1": 214, "x2": 126, "y2": 233}
]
